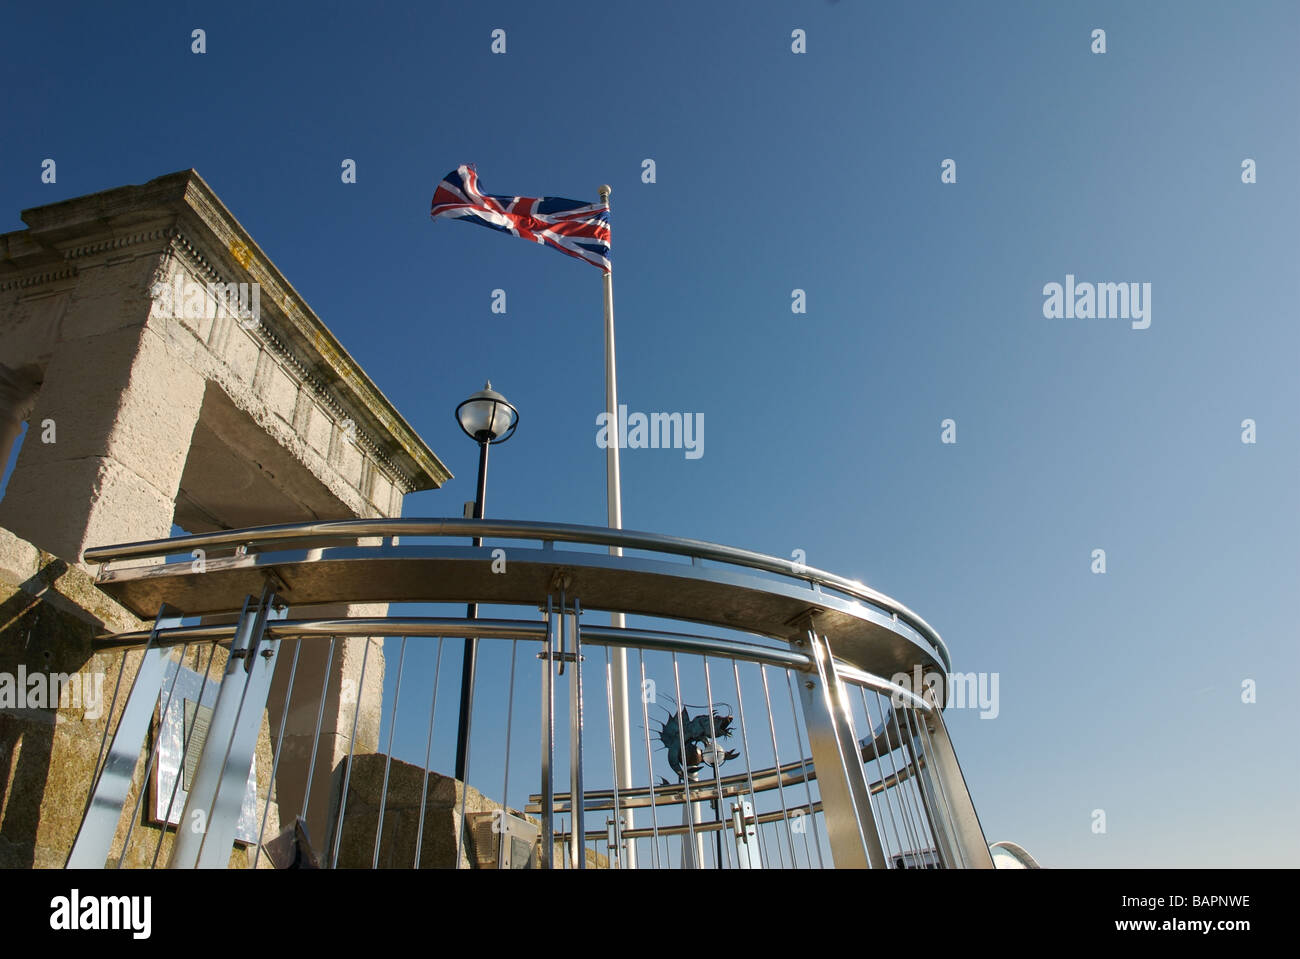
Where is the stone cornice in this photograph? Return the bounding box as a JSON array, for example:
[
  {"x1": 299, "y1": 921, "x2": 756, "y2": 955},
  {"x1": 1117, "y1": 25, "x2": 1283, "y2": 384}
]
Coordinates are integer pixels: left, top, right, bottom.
[
  {"x1": 0, "y1": 267, "x2": 78, "y2": 293},
  {"x1": 159, "y1": 232, "x2": 421, "y2": 494},
  {"x1": 61, "y1": 227, "x2": 174, "y2": 261}
]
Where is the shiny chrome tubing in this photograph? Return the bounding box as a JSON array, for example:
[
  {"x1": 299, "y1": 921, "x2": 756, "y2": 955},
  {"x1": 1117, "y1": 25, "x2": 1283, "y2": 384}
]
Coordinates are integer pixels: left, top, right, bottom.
[{"x1": 81, "y1": 517, "x2": 948, "y2": 670}]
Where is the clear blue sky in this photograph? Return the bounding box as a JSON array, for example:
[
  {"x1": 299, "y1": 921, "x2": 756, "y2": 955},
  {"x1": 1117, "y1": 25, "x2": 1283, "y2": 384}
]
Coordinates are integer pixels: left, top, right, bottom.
[{"x1": 3, "y1": 0, "x2": 1297, "y2": 867}]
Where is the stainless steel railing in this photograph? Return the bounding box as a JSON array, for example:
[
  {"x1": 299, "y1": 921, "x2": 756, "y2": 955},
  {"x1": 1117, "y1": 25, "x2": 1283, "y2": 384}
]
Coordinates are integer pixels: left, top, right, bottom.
[
  {"x1": 66, "y1": 518, "x2": 989, "y2": 869},
  {"x1": 82, "y1": 517, "x2": 951, "y2": 673}
]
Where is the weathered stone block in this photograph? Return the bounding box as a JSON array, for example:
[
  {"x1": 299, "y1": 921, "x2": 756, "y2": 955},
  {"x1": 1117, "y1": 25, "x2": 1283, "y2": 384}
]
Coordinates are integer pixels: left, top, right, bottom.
[
  {"x1": 306, "y1": 403, "x2": 332, "y2": 455},
  {"x1": 331, "y1": 756, "x2": 525, "y2": 869},
  {"x1": 225, "y1": 328, "x2": 261, "y2": 386},
  {"x1": 263, "y1": 362, "x2": 298, "y2": 424},
  {"x1": 1, "y1": 457, "x2": 178, "y2": 565}
]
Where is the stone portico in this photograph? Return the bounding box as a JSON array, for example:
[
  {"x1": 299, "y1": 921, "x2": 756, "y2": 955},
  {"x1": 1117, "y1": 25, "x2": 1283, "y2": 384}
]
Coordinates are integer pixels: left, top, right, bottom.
[{"x1": 0, "y1": 171, "x2": 450, "y2": 865}]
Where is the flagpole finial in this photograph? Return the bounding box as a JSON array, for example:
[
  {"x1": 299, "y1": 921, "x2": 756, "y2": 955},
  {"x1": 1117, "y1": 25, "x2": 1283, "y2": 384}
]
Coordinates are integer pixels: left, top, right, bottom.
[
  {"x1": 598, "y1": 184, "x2": 611, "y2": 201},
  {"x1": 484, "y1": 379, "x2": 492, "y2": 390}
]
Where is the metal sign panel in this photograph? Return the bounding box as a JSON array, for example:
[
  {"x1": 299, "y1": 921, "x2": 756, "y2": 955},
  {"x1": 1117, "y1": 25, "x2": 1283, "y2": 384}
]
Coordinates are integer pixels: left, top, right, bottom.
[{"x1": 153, "y1": 661, "x2": 260, "y2": 844}]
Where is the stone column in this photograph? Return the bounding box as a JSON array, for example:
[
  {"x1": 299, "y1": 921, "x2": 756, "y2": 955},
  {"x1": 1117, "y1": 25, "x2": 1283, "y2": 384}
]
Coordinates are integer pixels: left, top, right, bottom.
[
  {"x1": 0, "y1": 257, "x2": 206, "y2": 566},
  {"x1": 264, "y1": 603, "x2": 387, "y2": 857},
  {"x1": 0, "y1": 365, "x2": 39, "y2": 478}
]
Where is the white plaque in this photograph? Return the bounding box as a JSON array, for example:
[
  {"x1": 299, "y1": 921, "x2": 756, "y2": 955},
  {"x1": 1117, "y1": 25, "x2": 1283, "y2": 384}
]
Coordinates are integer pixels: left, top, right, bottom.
[{"x1": 153, "y1": 660, "x2": 261, "y2": 844}]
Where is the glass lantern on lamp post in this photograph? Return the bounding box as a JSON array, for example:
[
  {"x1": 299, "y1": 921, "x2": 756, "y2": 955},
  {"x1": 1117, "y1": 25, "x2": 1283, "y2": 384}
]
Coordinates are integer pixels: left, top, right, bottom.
[{"x1": 452, "y1": 381, "x2": 518, "y2": 782}]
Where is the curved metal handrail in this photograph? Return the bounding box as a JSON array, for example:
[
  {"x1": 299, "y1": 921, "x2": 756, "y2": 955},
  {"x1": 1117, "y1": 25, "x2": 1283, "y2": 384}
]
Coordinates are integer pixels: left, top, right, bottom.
[
  {"x1": 91, "y1": 616, "x2": 813, "y2": 672},
  {"x1": 83, "y1": 517, "x2": 950, "y2": 670}
]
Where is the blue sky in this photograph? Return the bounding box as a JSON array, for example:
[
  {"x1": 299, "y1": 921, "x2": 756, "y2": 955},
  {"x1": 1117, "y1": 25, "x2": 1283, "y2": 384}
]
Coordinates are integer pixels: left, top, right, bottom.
[{"x1": 3, "y1": 0, "x2": 1298, "y2": 867}]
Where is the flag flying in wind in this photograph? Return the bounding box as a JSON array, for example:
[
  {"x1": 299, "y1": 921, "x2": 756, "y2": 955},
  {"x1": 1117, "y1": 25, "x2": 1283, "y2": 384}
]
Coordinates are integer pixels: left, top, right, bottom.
[{"x1": 430, "y1": 165, "x2": 611, "y2": 272}]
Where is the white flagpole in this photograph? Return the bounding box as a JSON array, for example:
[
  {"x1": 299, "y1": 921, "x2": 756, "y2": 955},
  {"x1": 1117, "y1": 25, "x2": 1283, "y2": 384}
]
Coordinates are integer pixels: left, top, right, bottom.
[{"x1": 598, "y1": 184, "x2": 635, "y2": 867}]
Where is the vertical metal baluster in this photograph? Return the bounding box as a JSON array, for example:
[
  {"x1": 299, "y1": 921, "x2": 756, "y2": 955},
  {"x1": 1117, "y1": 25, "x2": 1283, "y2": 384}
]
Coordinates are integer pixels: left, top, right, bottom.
[
  {"x1": 557, "y1": 590, "x2": 567, "y2": 867},
  {"x1": 904, "y1": 712, "x2": 946, "y2": 857},
  {"x1": 872, "y1": 689, "x2": 923, "y2": 862},
  {"x1": 670, "y1": 653, "x2": 700, "y2": 867},
  {"x1": 568, "y1": 597, "x2": 585, "y2": 869},
  {"x1": 772, "y1": 821, "x2": 788, "y2": 869},
  {"x1": 882, "y1": 697, "x2": 925, "y2": 861},
  {"x1": 911, "y1": 702, "x2": 970, "y2": 868},
  {"x1": 914, "y1": 732, "x2": 941, "y2": 856},
  {"x1": 701, "y1": 657, "x2": 733, "y2": 870},
  {"x1": 413, "y1": 637, "x2": 445, "y2": 868},
  {"x1": 251, "y1": 637, "x2": 300, "y2": 869},
  {"x1": 758, "y1": 665, "x2": 798, "y2": 867},
  {"x1": 299, "y1": 635, "x2": 337, "y2": 823},
  {"x1": 730, "y1": 659, "x2": 769, "y2": 867},
  {"x1": 900, "y1": 703, "x2": 948, "y2": 866},
  {"x1": 887, "y1": 696, "x2": 933, "y2": 862},
  {"x1": 894, "y1": 706, "x2": 938, "y2": 861},
  {"x1": 328, "y1": 637, "x2": 371, "y2": 869},
  {"x1": 784, "y1": 669, "x2": 825, "y2": 869},
  {"x1": 69, "y1": 606, "x2": 179, "y2": 870},
  {"x1": 702, "y1": 654, "x2": 722, "y2": 868},
  {"x1": 863, "y1": 686, "x2": 904, "y2": 857},
  {"x1": 70, "y1": 600, "x2": 176, "y2": 862},
  {"x1": 637, "y1": 648, "x2": 662, "y2": 868},
  {"x1": 858, "y1": 686, "x2": 905, "y2": 862},
  {"x1": 868, "y1": 688, "x2": 915, "y2": 863},
  {"x1": 603, "y1": 645, "x2": 623, "y2": 868},
  {"x1": 82, "y1": 646, "x2": 134, "y2": 824},
  {"x1": 698, "y1": 656, "x2": 718, "y2": 869},
  {"x1": 117, "y1": 641, "x2": 192, "y2": 867},
  {"x1": 540, "y1": 595, "x2": 555, "y2": 869},
  {"x1": 901, "y1": 702, "x2": 949, "y2": 866},
  {"x1": 372, "y1": 636, "x2": 408, "y2": 868},
  {"x1": 501, "y1": 637, "x2": 519, "y2": 824},
  {"x1": 900, "y1": 734, "x2": 934, "y2": 863}
]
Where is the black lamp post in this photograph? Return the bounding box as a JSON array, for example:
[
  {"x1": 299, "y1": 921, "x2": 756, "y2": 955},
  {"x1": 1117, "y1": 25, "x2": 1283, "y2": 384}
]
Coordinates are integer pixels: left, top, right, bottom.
[{"x1": 452, "y1": 381, "x2": 518, "y2": 782}]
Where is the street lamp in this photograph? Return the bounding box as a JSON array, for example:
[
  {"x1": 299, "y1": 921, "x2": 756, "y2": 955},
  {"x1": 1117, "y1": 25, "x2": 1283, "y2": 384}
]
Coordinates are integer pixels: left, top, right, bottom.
[{"x1": 453, "y1": 381, "x2": 518, "y2": 782}]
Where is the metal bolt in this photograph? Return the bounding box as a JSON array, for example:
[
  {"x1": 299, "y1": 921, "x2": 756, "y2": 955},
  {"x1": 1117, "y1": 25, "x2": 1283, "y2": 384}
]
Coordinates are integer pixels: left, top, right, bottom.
[{"x1": 804, "y1": 680, "x2": 815, "y2": 690}]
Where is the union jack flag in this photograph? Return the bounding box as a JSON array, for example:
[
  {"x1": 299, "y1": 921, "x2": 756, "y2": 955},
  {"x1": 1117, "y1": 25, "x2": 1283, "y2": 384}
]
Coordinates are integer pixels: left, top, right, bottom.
[{"x1": 430, "y1": 165, "x2": 611, "y2": 272}]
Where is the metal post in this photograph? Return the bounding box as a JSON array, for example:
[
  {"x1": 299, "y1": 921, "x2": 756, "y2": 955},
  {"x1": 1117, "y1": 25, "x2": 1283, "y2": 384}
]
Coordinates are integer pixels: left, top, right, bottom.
[
  {"x1": 599, "y1": 183, "x2": 636, "y2": 868},
  {"x1": 567, "y1": 600, "x2": 584, "y2": 869},
  {"x1": 916, "y1": 693, "x2": 995, "y2": 868},
  {"x1": 170, "y1": 591, "x2": 285, "y2": 868},
  {"x1": 732, "y1": 799, "x2": 762, "y2": 868},
  {"x1": 898, "y1": 704, "x2": 962, "y2": 868},
  {"x1": 67, "y1": 606, "x2": 183, "y2": 868},
  {"x1": 539, "y1": 595, "x2": 555, "y2": 869},
  {"x1": 454, "y1": 437, "x2": 490, "y2": 782},
  {"x1": 796, "y1": 629, "x2": 886, "y2": 868},
  {"x1": 681, "y1": 765, "x2": 705, "y2": 868}
]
